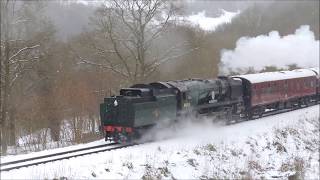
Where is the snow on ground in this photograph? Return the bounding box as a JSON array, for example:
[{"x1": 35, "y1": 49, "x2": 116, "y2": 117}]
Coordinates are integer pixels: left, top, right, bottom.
[
  {"x1": 4, "y1": 118, "x2": 101, "y2": 155},
  {"x1": 1, "y1": 139, "x2": 106, "y2": 164},
  {"x1": 1, "y1": 105, "x2": 319, "y2": 179},
  {"x1": 178, "y1": 9, "x2": 240, "y2": 31}
]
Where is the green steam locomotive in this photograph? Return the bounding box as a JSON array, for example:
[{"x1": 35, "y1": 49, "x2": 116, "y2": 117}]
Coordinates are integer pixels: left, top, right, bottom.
[{"x1": 100, "y1": 77, "x2": 244, "y2": 142}]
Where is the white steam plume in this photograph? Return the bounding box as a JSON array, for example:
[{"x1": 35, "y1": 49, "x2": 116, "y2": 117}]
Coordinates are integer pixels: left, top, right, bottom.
[
  {"x1": 219, "y1": 25, "x2": 319, "y2": 74},
  {"x1": 138, "y1": 115, "x2": 225, "y2": 143}
]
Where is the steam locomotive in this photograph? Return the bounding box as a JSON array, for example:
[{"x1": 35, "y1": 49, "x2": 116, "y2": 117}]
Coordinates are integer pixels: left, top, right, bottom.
[{"x1": 100, "y1": 68, "x2": 319, "y2": 142}]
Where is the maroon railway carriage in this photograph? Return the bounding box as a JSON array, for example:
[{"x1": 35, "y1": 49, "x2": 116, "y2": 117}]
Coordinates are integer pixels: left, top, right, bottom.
[
  {"x1": 309, "y1": 67, "x2": 320, "y2": 99},
  {"x1": 233, "y1": 69, "x2": 318, "y2": 118}
]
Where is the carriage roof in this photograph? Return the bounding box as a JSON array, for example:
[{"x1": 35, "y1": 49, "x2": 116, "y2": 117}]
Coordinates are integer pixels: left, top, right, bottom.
[{"x1": 233, "y1": 68, "x2": 316, "y2": 84}]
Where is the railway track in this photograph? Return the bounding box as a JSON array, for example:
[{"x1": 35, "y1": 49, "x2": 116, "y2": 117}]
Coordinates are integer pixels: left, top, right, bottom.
[
  {"x1": 254, "y1": 101, "x2": 319, "y2": 119},
  {"x1": 232, "y1": 101, "x2": 319, "y2": 123},
  {"x1": 0, "y1": 142, "x2": 138, "y2": 172},
  {"x1": 1, "y1": 102, "x2": 318, "y2": 172}
]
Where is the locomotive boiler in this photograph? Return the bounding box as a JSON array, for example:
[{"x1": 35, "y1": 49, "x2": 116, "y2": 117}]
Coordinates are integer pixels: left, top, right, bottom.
[
  {"x1": 100, "y1": 77, "x2": 244, "y2": 142},
  {"x1": 100, "y1": 67, "x2": 319, "y2": 143}
]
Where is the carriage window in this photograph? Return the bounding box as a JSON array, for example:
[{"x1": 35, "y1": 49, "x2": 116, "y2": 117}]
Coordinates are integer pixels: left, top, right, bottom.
[
  {"x1": 311, "y1": 80, "x2": 314, "y2": 87},
  {"x1": 182, "y1": 92, "x2": 187, "y2": 100},
  {"x1": 284, "y1": 81, "x2": 288, "y2": 89},
  {"x1": 307, "y1": 80, "x2": 310, "y2": 87},
  {"x1": 121, "y1": 89, "x2": 140, "y2": 96}
]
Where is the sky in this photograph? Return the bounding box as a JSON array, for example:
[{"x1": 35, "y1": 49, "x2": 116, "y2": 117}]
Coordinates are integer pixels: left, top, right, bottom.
[{"x1": 45, "y1": 0, "x2": 250, "y2": 39}]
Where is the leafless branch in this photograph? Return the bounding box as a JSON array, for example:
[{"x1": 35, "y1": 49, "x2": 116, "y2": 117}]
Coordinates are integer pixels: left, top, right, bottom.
[
  {"x1": 71, "y1": 44, "x2": 130, "y2": 79},
  {"x1": 9, "y1": 44, "x2": 40, "y2": 61},
  {"x1": 147, "y1": 41, "x2": 189, "y2": 67},
  {"x1": 88, "y1": 0, "x2": 180, "y2": 83},
  {"x1": 145, "y1": 46, "x2": 199, "y2": 77},
  {"x1": 10, "y1": 56, "x2": 40, "y2": 65},
  {"x1": 79, "y1": 59, "x2": 129, "y2": 78}
]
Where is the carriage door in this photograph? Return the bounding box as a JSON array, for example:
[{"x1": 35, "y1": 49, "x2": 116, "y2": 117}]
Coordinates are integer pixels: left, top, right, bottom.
[{"x1": 182, "y1": 91, "x2": 191, "y2": 110}]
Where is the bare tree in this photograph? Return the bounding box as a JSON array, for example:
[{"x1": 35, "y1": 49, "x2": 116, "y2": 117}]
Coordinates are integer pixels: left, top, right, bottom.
[
  {"x1": 0, "y1": 1, "x2": 54, "y2": 154},
  {"x1": 79, "y1": 0, "x2": 194, "y2": 84}
]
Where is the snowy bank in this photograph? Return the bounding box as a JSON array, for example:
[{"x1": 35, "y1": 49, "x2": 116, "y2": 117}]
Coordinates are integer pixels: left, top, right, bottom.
[
  {"x1": 1, "y1": 105, "x2": 319, "y2": 179},
  {"x1": 178, "y1": 9, "x2": 240, "y2": 31}
]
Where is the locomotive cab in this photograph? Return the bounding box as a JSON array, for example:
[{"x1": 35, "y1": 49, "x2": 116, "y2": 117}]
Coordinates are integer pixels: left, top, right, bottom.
[{"x1": 100, "y1": 86, "x2": 177, "y2": 143}]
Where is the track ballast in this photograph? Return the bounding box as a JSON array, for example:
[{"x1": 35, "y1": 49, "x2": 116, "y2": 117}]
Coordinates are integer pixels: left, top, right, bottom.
[
  {"x1": 1, "y1": 102, "x2": 319, "y2": 172},
  {"x1": 0, "y1": 142, "x2": 139, "y2": 172}
]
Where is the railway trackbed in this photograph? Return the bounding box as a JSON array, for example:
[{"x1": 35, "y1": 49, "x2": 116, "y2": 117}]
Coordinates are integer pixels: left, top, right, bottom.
[
  {"x1": 252, "y1": 101, "x2": 319, "y2": 120},
  {"x1": 230, "y1": 101, "x2": 319, "y2": 124},
  {"x1": 0, "y1": 142, "x2": 138, "y2": 172},
  {"x1": 1, "y1": 102, "x2": 318, "y2": 172}
]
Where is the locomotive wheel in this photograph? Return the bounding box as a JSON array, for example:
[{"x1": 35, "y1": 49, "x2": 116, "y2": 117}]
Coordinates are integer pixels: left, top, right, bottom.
[
  {"x1": 246, "y1": 111, "x2": 253, "y2": 120},
  {"x1": 118, "y1": 133, "x2": 128, "y2": 143},
  {"x1": 114, "y1": 135, "x2": 119, "y2": 143},
  {"x1": 305, "y1": 97, "x2": 310, "y2": 107},
  {"x1": 126, "y1": 134, "x2": 132, "y2": 143},
  {"x1": 298, "y1": 98, "x2": 304, "y2": 108},
  {"x1": 256, "y1": 106, "x2": 264, "y2": 118}
]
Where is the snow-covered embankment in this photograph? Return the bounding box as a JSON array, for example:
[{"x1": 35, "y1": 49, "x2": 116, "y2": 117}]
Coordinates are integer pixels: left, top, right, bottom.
[{"x1": 1, "y1": 105, "x2": 319, "y2": 179}]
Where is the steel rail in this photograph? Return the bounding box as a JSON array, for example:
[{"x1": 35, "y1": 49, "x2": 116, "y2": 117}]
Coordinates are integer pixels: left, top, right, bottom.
[
  {"x1": 0, "y1": 142, "x2": 133, "y2": 172},
  {"x1": 254, "y1": 101, "x2": 319, "y2": 120},
  {"x1": 234, "y1": 101, "x2": 319, "y2": 123},
  {"x1": 1, "y1": 142, "x2": 118, "y2": 167},
  {"x1": 1, "y1": 102, "x2": 318, "y2": 172}
]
